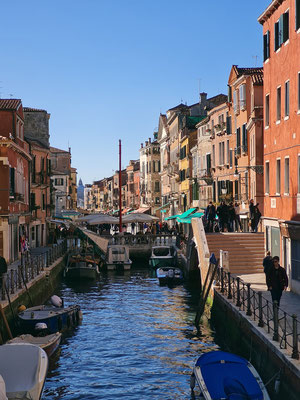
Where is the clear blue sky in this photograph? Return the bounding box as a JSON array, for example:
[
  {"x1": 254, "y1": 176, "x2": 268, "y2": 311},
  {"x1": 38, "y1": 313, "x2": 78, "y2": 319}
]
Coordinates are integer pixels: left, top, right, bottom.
[{"x1": 1, "y1": 0, "x2": 270, "y2": 185}]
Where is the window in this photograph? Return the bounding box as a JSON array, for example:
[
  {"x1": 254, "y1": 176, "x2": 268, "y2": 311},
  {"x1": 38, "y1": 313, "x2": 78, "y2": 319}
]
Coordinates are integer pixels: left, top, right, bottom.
[
  {"x1": 228, "y1": 85, "x2": 232, "y2": 103},
  {"x1": 236, "y1": 128, "x2": 241, "y2": 155},
  {"x1": 212, "y1": 145, "x2": 215, "y2": 167},
  {"x1": 298, "y1": 155, "x2": 300, "y2": 193},
  {"x1": 277, "y1": 87, "x2": 281, "y2": 121},
  {"x1": 298, "y1": 72, "x2": 300, "y2": 111},
  {"x1": 274, "y1": 11, "x2": 289, "y2": 51},
  {"x1": 265, "y1": 94, "x2": 270, "y2": 126},
  {"x1": 233, "y1": 90, "x2": 239, "y2": 114},
  {"x1": 276, "y1": 159, "x2": 281, "y2": 194},
  {"x1": 9, "y1": 167, "x2": 15, "y2": 197},
  {"x1": 227, "y1": 140, "x2": 230, "y2": 165},
  {"x1": 55, "y1": 178, "x2": 64, "y2": 186},
  {"x1": 265, "y1": 162, "x2": 270, "y2": 194},
  {"x1": 297, "y1": 0, "x2": 300, "y2": 30},
  {"x1": 154, "y1": 181, "x2": 160, "y2": 192},
  {"x1": 239, "y1": 84, "x2": 246, "y2": 110},
  {"x1": 226, "y1": 114, "x2": 232, "y2": 135},
  {"x1": 242, "y1": 124, "x2": 247, "y2": 153},
  {"x1": 284, "y1": 157, "x2": 290, "y2": 194},
  {"x1": 285, "y1": 80, "x2": 290, "y2": 117},
  {"x1": 263, "y1": 30, "x2": 270, "y2": 61},
  {"x1": 229, "y1": 149, "x2": 233, "y2": 168}
]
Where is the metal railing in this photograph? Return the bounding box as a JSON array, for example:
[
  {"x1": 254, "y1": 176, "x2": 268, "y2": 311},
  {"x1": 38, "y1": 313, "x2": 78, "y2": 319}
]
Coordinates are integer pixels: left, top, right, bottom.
[
  {"x1": 214, "y1": 267, "x2": 299, "y2": 360},
  {"x1": 1, "y1": 240, "x2": 67, "y2": 302},
  {"x1": 109, "y1": 234, "x2": 178, "y2": 247}
]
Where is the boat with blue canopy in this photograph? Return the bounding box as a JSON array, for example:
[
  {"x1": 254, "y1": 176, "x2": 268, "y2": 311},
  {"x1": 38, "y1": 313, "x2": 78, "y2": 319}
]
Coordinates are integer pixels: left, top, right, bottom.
[{"x1": 190, "y1": 351, "x2": 270, "y2": 400}]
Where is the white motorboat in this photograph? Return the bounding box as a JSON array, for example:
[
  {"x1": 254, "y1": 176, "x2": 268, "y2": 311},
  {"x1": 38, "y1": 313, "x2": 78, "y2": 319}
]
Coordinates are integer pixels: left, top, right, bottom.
[
  {"x1": 190, "y1": 351, "x2": 270, "y2": 400},
  {"x1": 0, "y1": 343, "x2": 48, "y2": 400},
  {"x1": 106, "y1": 244, "x2": 132, "y2": 271},
  {"x1": 149, "y1": 245, "x2": 177, "y2": 269}
]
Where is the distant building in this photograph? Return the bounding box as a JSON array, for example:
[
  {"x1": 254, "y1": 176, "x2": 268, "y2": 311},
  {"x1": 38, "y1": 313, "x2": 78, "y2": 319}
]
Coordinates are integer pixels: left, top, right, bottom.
[{"x1": 77, "y1": 178, "x2": 84, "y2": 209}]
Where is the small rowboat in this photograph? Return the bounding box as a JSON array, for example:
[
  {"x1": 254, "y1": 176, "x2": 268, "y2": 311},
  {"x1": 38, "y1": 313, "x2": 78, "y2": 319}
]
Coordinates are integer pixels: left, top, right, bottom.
[
  {"x1": 156, "y1": 267, "x2": 183, "y2": 286},
  {"x1": 190, "y1": 351, "x2": 270, "y2": 399},
  {"x1": 0, "y1": 343, "x2": 48, "y2": 400},
  {"x1": 18, "y1": 304, "x2": 82, "y2": 334},
  {"x1": 7, "y1": 332, "x2": 62, "y2": 357}
]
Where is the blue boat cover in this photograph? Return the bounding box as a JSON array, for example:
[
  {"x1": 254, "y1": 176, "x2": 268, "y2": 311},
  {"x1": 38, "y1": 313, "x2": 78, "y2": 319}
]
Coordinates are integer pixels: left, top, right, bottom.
[{"x1": 195, "y1": 351, "x2": 263, "y2": 400}]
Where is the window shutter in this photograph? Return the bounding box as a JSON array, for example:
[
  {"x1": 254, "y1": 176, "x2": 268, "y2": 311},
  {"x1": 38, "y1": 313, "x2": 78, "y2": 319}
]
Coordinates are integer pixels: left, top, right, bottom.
[
  {"x1": 9, "y1": 168, "x2": 15, "y2": 196},
  {"x1": 228, "y1": 86, "x2": 232, "y2": 103},
  {"x1": 279, "y1": 14, "x2": 284, "y2": 46},
  {"x1": 297, "y1": 0, "x2": 300, "y2": 30},
  {"x1": 226, "y1": 116, "x2": 232, "y2": 135},
  {"x1": 283, "y1": 11, "x2": 289, "y2": 42},
  {"x1": 274, "y1": 21, "x2": 279, "y2": 50}
]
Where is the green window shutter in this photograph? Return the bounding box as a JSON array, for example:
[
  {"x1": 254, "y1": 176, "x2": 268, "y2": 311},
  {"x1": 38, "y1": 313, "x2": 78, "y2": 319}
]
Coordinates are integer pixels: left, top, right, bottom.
[
  {"x1": 283, "y1": 11, "x2": 289, "y2": 42},
  {"x1": 279, "y1": 14, "x2": 284, "y2": 46},
  {"x1": 226, "y1": 116, "x2": 232, "y2": 134},
  {"x1": 274, "y1": 21, "x2": 279, "y2": 50}
]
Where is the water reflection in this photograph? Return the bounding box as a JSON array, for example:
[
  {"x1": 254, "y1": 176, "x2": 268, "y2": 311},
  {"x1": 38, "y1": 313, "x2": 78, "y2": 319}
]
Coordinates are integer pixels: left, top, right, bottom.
[{"x1": 43, "y1": 268, "x2": 218, "y2": 399}]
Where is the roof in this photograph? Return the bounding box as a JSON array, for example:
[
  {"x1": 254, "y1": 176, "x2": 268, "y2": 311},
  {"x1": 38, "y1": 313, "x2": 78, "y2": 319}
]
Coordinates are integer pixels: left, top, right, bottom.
[
  {"x1": 258, "y1": 0, "x2": 284, "y2": 24},
  {"x1": 25, "y1": 137, "x2": 49, "y2": 149},
  {"x1": 23, "y1": 107, "x2": 47, "y2": 113},
  {"x1": 0, "y1": 99, "x2": 22, "y2": 111},
  {"x1": 50, "y1": 146, "x2": 70, "y2": 154},
  {"x1": 167, "y1": 103, "x2": 189, "y2": 112},
  {"x1": 234, "y1": 66, "x2": 263, "y2": 77}
]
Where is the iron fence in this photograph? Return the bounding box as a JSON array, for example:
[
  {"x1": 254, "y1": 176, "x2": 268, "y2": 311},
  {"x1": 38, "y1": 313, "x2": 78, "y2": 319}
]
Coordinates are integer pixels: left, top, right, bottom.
[
  {"x1": 1, "y1": 240, "x2": 67, "y2": 302},
  {"x1": 215, "y1": 267, "x2": 299, "y2": 360}
]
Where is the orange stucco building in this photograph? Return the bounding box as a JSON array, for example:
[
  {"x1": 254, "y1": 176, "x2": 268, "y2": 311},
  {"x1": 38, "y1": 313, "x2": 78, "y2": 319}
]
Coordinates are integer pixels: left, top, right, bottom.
[{"x1": 259, "y1": 0, "x2": 300, "y2": 294}]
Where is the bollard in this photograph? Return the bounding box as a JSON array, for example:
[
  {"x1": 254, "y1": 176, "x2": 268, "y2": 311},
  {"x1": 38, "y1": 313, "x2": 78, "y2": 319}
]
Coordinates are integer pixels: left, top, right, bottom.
[
  {"x1": 258, "y1": 291, "x2": 264, "y2": 327},
  {"x1": 273, "y1": 301, "x2": 279, "y2": 341},
  {"x1": 236, "y1": 277, "x2": 241, "y2": 307},
  {"x1": 246, "y1": 283, "x2": 252, "y2": 316},
  {"x1": 227, "y1": 272, "x2": 232, "y2": 299},
  {"x1": 291, "y1": 314, "x2": 299, "y2": 360},
  {"x1": 220, "y1": 267, "x2": 224, "y2": 293}
]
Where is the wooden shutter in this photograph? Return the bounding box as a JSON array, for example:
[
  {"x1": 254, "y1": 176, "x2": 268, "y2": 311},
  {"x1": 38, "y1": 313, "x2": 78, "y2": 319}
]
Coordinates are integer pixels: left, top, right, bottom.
[{"x1": 283, "y1": 11, "x2": 289, "y2": 42}]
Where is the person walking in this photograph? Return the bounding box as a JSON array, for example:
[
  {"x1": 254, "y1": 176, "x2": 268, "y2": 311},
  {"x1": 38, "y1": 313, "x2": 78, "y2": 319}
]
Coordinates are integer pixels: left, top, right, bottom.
[
  {"x1": 254, "y1": 203, "x2": 261, "y2": 232},
  {"x1": 266, "y1": 256, "x2": 288, "y2": 306},
  {"x1": 0, "y1": 255, "x2": 8, "y2": 295},
  {"x1": 205, "y1": 201, "x2": 216, "y2": 232},
  {"x1": 263, "y1": 251, "x2": 273, "y2": 279},
  {"x1": 228, "y1": 202, "x2": 236, "y2": 232},
  {"x1": 249, "y1": 199, "x2": 256, "y2": 232}
]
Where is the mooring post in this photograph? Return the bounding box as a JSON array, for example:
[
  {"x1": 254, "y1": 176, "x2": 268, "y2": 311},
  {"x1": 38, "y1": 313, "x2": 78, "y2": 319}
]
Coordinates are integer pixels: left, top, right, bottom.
[
  {"x1": 292, "y1": 314, "x2": 299, "y2": 360},
  {"x1": 227, "y1": 272, "x2": 232, "y2": 299},
  {"x1": 236, "y1": 277, "x2": 241, "y2": 307},
  {"x1": 246, "y1": 283, "x2": 252, "y2": 316},
  {"x1": 273, "y1": 301, "x2": 279, "y2": 341},
  {"x1": 220, "y1": 267, "x2": 224, "y2": 293},
  {"x1": 258, "y1": 291, "x2": 264, "y2": 327}
]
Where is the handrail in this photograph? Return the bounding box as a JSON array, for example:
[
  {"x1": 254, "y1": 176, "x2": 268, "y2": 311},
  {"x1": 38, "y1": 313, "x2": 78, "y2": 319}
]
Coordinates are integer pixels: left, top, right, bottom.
[{"x1": 215, "y1": 266, "x2": 299, "y2": 360}]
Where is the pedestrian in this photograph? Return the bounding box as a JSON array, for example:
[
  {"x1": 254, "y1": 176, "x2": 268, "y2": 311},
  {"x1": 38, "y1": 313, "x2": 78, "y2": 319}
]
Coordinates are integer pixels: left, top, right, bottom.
[
  {"x1": 205, "y1": 201, "x2": 216, "y2": 232},
  {"x1": 234, "y1": 202, "x2": 243, "y2": 232},
  {"x1": 131, "y1": 222, "x2": 136, "y2": 234},
  {"x1": 0, "y1": 255, "x2": 8, "y2": 291},
  {"x1": 228, "y1": 202, "x2": 236, "y2": 232},
  {"x1": 216, "y1": 201, "x2": 225, "y2": 232},
  {"x1": 266, "y1": 256, "x2": 288, "y2": 306},
  {"x1": 254, "y1": 203, "x2": 261, "y2": 232},
  {"x1": 249, "y1": 199, "x2": 256, "y2": 232},
  {"x1": 263, "y1": 250, "x2": 273, "y2": 278}
]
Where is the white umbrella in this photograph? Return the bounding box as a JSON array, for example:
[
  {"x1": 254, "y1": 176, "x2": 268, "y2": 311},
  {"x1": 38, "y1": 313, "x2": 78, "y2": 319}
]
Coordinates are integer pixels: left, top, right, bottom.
[
  {"x1": 77, "y1": 213, "x2": 106, "y2": 222},
  {"x1": 88, "y1": 215, "x2": 119, "y2": 225},
  {"x1": 122, "y1": 213, "x2": 158, "y2": 223}
]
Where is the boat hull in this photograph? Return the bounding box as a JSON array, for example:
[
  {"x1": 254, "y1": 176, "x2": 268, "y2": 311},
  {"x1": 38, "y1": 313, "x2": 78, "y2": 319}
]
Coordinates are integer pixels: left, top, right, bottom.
[
  {"x1": 8, "y1": 332, "x2": 62, "y2": 357},
  {"x1": 65, "y1": 267, "x2": 99, "y2": 280},
  {"x1": 106, "y1": 262, "x2": 132, "y2": 271},
  {"x1": 191, "y1": 351, "x2": 270, "y2": 400},
  {"x1": 0, "y1": 344, "x2": 48, "y2": 400},
  {"x1": 18, "y1": 305, "x2": 82, "y2": 334}
]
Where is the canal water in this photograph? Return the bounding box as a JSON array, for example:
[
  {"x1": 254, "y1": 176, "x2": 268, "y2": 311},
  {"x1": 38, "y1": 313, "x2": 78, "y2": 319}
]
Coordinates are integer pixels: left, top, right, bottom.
[{"x1": 43, "y1": 268, "x2": 220, "y2": 399}]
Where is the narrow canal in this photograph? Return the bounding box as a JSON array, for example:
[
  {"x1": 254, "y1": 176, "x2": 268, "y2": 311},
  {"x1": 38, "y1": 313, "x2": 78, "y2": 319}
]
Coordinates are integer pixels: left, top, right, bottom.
[{"x1": 43, "y1": 267, "x2": 220, "y2": 399}]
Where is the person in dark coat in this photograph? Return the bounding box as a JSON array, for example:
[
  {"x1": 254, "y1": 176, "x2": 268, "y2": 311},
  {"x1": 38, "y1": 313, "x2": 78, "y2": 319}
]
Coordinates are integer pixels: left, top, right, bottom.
[
  {"x1": 205, "y1": 201, "x2": 216, "y2": 232},
  {"x1": 263, "y1": 251, "x2": 273, "y2": 277},
  {"x1": 228, "y1": 202, "x2": 236, "y2": 232},
  {"x1": 266, "y1": 256, "x2": 288, "y2": 306},
  {"x1": 0, "y1": 255, "x2": 7, "y2": 289}
]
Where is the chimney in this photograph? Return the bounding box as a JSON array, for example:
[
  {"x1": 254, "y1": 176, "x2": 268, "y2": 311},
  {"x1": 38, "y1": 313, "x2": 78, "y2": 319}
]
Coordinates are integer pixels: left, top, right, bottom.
[
  {"x1": 145, "y1": 141, "x2": 148, "y2": 146},
  {"x1": 149, "y1": 137, "x2": 151, "y2": 143},
  {"x1": 200, "y1": 92, "x2": 207, "y2": 104},
  {"x1": 141, "y1": 143, "x2": 143, "y2": 148}
]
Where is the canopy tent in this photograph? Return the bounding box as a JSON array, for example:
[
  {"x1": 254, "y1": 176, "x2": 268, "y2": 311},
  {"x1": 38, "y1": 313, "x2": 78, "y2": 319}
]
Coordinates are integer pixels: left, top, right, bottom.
[
  {"x1": 177, "y1": 212, "x2": 204, "y2": 224},
  {"x1": 165, "y1": 214, "x2": 180, "y2": 221},
  {"x1": 88, "y1": 215, "x2": 119, "y2": 225},
  {"x1": 165, "y1": 208, "x2": 199, "y2": 223},
  {"x1": 122, "y1": 213, "x2": 158, "y2": 223},
  {"x1": 77, "y1": 213, "x2": 106, "y2": 222}
]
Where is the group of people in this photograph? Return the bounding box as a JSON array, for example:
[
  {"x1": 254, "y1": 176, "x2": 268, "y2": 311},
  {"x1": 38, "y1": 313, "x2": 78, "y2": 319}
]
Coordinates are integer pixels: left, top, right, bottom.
[
  {"x1": 205, "y1": 199, "x2": 261, "y2": 233},
  {"x1": 263, "y1": 251, "x2": 288, "y2": 306}
]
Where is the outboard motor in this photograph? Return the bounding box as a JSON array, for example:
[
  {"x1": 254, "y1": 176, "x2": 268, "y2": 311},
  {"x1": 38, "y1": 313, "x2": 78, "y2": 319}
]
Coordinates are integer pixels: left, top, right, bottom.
[
  {"x1": 51, "y1": 295, "x2": 63, "y2": 308},
  {"x1": 34, "y1": 322, "x2": 49, "y2": 337}
]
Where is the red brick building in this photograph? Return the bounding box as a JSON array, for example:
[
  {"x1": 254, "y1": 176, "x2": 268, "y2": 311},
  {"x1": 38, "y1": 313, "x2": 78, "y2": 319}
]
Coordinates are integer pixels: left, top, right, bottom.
[
  {"x1": 258, "y1": 0, "x2": 300, "y2": 294},
  {"x1": 0, "y1": 99, "x2": 31, "y2": 262}
]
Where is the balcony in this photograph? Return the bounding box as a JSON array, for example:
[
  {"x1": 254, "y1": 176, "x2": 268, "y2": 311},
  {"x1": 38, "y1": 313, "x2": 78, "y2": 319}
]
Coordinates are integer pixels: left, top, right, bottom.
[{"x1": 215, "y1": 122, "x2": 226, "y2": 136}]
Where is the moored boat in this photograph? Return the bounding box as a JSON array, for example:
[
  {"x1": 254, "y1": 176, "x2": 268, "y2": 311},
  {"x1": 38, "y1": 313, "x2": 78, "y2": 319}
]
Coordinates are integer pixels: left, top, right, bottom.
[
  {"x1": 149, "y1": 245, "x2": 177, "y2": 269},
  {"x1": 0, "y1": 343, "x2": 48, "y2": 400},
  {"x1": 105, "y1": 244, "x2": 132, "y2": 271},
  {"x1": 18, "y1": 303, "x2": 82, "y2": 334},
  {"x1": 64, "y1": 252, "x2": 99, "y2": 280},
  {"x1": 7, "y1": 332, "x2": 62, "y2": 357},
  {"x1": 156, "y1": 267, "x2": 183, "y2": 286},
  {"x1": 190, "y1": 351, "x2": 270, "y2": 399}
]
